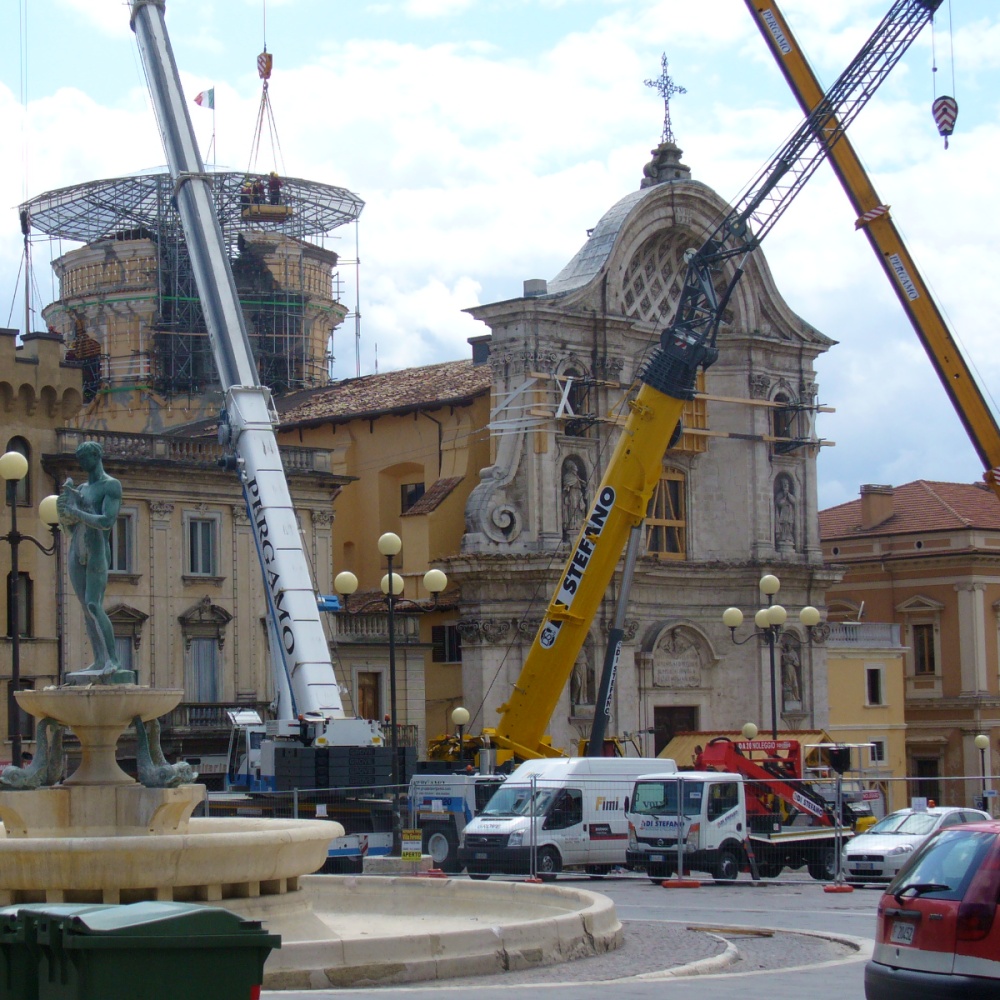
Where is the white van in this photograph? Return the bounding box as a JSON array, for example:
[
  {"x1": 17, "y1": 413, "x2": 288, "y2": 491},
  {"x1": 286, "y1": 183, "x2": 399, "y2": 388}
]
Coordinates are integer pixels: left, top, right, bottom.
[{"x1": 457, "y1": 756, "x2": 672, "y2": 879}]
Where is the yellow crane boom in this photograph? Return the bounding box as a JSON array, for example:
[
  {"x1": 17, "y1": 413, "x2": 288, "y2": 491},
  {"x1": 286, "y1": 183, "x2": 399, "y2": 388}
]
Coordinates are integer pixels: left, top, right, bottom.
[{"x1": 746, "y1": 0, "x2": 1000, "y2": 498}]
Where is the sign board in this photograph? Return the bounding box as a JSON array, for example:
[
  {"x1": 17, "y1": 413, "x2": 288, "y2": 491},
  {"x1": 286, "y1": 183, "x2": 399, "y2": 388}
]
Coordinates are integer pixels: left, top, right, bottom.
[
  {"x1": 861, "y1": 789, "x2": 882, "y2": 801},
  {"x1": 910, "y1": 797, "x2": 928, "y2": 812},
  {"x1": 401, "y1": 829, "x2": 422, "y2": 861},
  {"x1": 985, "y1": 789, "x2": 998, "y2": 798}
]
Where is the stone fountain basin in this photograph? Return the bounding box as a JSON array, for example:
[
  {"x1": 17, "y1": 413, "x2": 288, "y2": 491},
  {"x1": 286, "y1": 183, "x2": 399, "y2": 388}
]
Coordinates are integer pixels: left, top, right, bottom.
[
  {"x1": 15, "y1": 687, "x2": 184, "y2": 786},
  {"x1": 16, "y1": 687, "x2": 184, "y2": 728},
  {"x1": 0, "y1": 817, "x2": 337, "y2": 902}
]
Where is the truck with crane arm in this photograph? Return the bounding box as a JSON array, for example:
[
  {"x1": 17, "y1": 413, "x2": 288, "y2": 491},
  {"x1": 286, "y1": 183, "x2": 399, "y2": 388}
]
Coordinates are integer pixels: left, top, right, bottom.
[
  {"x1": 626, "y1": 737, "x2": 852, "y2": 881},
  {"x1": 129, "y1": 0, "x2": 395, "y2": 868}
]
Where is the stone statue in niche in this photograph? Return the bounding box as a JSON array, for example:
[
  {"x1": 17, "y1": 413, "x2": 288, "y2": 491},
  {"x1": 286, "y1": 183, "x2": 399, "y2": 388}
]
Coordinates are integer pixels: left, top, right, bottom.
[
  {"x1": 781, "y1": 641, "x2": 802, "y2": 709},
  {"x1": 561, "y1": 459, "x2": 587, "y2": 540},
  {"x1": 774, "y1": 476, "x2": 797, "y2": 551}
]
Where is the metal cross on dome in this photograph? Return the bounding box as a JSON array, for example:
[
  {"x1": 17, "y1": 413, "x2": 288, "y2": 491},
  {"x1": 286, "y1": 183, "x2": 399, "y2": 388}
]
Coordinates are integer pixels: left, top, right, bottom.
[{"x1": 645, "y1": 53, "x2": 686, "y2": 144}]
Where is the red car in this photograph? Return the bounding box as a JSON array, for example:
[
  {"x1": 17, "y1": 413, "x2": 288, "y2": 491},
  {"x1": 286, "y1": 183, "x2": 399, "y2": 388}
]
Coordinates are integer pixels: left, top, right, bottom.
[{"x1": 867, "y1": 818, "x2": 1000, "y2": 999}]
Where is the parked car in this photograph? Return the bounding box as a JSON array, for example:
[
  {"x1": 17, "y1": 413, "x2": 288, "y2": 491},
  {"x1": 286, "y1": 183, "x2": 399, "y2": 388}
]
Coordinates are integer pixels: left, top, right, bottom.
[
  {"x1": 843, "y1": 806, "x2": 990, "y2": 883},
  {"x1": 866, "y1": 818, "x2": 1000, "y2": 999}
]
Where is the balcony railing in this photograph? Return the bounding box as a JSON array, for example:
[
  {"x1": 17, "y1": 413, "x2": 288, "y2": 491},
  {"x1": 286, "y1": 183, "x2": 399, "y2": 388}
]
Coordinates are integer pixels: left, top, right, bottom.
[
  {"x1": 54, "y1": 427, "x2": 328, "y2": 473},
  {"x1": 164, "y1": 702, "x2": 271, "y2": 731},
  {"x1": 330, "y1": 613, "x2": 422, "y2": 643},
  {"x1": 826, "y1": 622, "x2": 901, "y2": 648}
]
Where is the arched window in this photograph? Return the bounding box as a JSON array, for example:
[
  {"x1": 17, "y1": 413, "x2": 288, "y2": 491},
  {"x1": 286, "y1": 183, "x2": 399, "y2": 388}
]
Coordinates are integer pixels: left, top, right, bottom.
[
  {"x1": 646, "y1": 468, "x2": 686, "y2": 559},
  {"x1": 772, "y1": 394, "x2": 800, "y2": 455},
  {"x1": 5, "y1": 437, "x2": 30, "y2": 506}
]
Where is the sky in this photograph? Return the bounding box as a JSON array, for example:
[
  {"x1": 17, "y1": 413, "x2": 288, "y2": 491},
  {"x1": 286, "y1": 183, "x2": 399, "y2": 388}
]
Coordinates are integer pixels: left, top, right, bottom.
[{"x1": 1, "y1": 0, "x2": 998, "y2": 510}]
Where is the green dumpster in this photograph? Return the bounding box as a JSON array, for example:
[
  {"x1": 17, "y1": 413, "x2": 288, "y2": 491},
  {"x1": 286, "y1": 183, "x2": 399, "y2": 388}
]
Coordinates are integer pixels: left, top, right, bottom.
[
  {"x1": 0, "y1": 906, "x2": 111, "y2": 1000},
  {"x1": 26, "y1": 902, "x2": 280, "y2": 1000}
]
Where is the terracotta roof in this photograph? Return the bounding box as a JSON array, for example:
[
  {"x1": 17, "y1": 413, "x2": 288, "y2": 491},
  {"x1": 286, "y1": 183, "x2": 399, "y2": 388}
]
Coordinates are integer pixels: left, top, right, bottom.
[
  {"x1": 275, "y1": 359, "x2": 491, "y2": 428},
  {"x1": 819, "y1": 480, "x2": 1000, "y2": 539},
  {"x1": 401, "y1": 476, "x2": 463, "y2": 516}
]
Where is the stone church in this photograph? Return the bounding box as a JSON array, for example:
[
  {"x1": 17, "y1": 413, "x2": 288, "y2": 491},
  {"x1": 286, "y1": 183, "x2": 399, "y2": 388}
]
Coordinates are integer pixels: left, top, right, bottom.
[{"x1": 451, "y1": 141, "x2": 841, "y2": 756}]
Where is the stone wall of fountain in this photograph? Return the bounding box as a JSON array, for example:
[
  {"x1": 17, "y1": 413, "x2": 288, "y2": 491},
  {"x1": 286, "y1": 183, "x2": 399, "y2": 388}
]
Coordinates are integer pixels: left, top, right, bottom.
[{"x1": 0, "y1": 687, "x2": 336, "y2": 906}]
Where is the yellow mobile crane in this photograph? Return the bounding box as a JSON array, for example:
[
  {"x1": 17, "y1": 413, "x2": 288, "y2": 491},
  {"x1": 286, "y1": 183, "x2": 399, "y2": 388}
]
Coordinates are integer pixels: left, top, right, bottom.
[
  {"x1": 473, "y1": 1, "x2": 943, "y2": 765},
  {"x1": 746, "y1": 1, "x2": 1000, "y2": 499}
]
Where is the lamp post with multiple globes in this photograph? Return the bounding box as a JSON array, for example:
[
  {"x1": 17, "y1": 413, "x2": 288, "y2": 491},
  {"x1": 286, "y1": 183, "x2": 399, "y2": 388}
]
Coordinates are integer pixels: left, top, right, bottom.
[
  {"x1": 723, "y1": 574, "x2": 820, "y2": 741},
  {"x1": 0, "y1": 450, "x2": 60, "y2": 767}
]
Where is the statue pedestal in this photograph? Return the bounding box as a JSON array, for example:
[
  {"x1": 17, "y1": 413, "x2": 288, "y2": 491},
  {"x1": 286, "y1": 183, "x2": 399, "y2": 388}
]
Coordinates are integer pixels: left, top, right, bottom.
[
  {"x1": 15, "y1": 687, "x2": 184, "y2": 786},
  {"x1": 0, "y1": 783, "x2": 204, "y2": 838}
]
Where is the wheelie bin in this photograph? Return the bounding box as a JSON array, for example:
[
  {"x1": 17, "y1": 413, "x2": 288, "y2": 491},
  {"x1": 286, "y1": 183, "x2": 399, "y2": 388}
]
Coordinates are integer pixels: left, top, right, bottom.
[{"x1": 24, "y1": 901, "x2": 279, "y2": 1000}]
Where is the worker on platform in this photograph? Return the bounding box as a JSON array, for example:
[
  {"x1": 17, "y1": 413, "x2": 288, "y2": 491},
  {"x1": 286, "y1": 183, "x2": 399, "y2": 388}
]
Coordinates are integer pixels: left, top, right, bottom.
[
  {"x1": 251, "y1": 178, "x2": 265, "y2": 205},
  {"x1": 268, "y1": 171, "x2": 283, "y2": 206}
]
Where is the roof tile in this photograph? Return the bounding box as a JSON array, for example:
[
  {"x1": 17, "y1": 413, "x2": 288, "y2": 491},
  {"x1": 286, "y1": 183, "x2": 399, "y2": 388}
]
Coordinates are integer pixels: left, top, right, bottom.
[{"x1": 819, "y1": 480, "x2": 1000, "y2": 539}]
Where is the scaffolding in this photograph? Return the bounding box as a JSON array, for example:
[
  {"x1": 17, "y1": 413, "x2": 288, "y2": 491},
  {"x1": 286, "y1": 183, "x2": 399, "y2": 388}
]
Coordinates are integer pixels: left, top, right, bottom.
[{"x1": 21, "y1": 170, "x2": 363, "y2": 398}]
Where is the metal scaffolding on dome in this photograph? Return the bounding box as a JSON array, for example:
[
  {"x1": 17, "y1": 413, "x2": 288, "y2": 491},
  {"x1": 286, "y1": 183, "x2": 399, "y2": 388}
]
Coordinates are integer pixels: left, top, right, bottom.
[
  {"x1": 21, "y1": 170, "x2": 363, "y2": 244},
  {"x1": 20, "y1": 171, "x2": 363, "y2": 398}
]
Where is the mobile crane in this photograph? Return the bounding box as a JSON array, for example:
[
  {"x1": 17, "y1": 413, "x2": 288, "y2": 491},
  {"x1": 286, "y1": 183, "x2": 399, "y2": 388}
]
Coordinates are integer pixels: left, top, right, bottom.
[
  {"x1": 476, "y1": 0, "x2": 943, "y2": 766},
  {"x1": 129, "y1": 1, "x2": 394, "y2": 866},
  {"x1": 746, "y1": 0, "x2": 1000, "y2": 500}
]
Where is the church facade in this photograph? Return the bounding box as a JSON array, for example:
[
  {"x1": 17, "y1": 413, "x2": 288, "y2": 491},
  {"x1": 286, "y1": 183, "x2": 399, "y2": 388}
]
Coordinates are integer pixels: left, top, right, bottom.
[{"x1": 452, "y1": 142, "x2": 841, "y2": 755}]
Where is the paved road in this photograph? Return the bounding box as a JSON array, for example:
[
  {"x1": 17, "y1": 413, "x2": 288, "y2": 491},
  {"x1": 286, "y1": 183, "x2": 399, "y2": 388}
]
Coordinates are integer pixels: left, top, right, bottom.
[{"x1": 265, "y1": 874, "x2": 884, "y2": 999}]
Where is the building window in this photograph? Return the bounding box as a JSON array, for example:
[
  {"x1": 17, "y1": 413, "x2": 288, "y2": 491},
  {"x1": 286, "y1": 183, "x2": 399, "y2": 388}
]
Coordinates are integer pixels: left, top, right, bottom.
[
  {"x1": 869, "y1": 739, "x2": 886, "y2": 765},
  {"x1": 109, "y1": 512, "x2": 135, "y2": 574},
  {"x1": 400, "y1": 483, "x2": 425, "y2": 513},
  {"x1": 561, "y1": 370, "x2": 593, "y2": 437},
  {"x1": 185, "y1": 637, "x2": 219, "y2": 702},
  {"x1": 912, "y1": 757, "x2": 941, "y2": 805},
  {"x1": 771, "y1": 393, "x2": 800, "y2": 454},
  {"x1": 431, "y1": 624, "x2": 462, "y2": 663},
  {"x1": 646, "y1": 469, "x2": 686, "y2": 559},
  {"x1": 913, "y1": 623, "x2": 936, "y2": 675},
  {"x1": 6, "y1": 572, "x2": 32, "y2": 637},
  {"x1": 115, "y1": 636, "x2": 134, "y2": 674},
  {"x1": 866, "y1": 666, "x2": 884, "y2": 706},
  {"x1": 185, "y1": 514, "x2": 219, "y2": 576},
  {"x1": 357, "y1": 671, "x2": 382, "y2": 721},
  {"x1": 4, "y1": 437, "x2": 30, "y2": 506}
]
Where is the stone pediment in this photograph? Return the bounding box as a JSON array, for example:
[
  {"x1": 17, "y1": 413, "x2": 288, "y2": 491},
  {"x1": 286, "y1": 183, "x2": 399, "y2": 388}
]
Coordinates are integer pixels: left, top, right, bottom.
[{"x1": 895, "y1": 595, "x2": 945, "y2": 614}]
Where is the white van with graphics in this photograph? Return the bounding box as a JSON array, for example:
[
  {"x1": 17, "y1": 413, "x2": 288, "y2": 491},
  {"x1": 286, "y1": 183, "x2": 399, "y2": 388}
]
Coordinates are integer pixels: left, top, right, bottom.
[{"x1": 458, "y1": 757, "x2": 672, "y2": 879}]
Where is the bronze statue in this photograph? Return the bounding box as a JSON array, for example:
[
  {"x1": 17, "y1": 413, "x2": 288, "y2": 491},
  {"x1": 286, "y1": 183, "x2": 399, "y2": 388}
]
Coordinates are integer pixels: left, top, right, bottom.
[{"x1": 57, "y1": 441, "x2": 134, "y2": 684}]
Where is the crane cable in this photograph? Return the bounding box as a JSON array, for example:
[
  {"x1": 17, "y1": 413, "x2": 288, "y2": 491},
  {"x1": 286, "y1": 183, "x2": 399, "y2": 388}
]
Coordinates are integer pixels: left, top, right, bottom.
[{"x1": 246, "y1": 0, "x2": 287, "y2": 177}]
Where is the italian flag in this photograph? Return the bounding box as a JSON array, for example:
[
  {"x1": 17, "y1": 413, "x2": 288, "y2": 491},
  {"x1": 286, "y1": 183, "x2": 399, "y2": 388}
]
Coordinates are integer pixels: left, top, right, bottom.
[{"x1": 194, "y1": 88, "x2": 215, "y2": 109}]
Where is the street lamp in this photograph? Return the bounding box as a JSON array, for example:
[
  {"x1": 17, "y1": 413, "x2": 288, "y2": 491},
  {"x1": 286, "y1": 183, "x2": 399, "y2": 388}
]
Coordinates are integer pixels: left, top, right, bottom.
[
  {"x1": 975, "y1": 733, "x2": 990, "y2": 806},
  {"x1": 0, "y1": 451, "x2": 60, "y2": 767},
  {"x1": 333, "y1": 535, "x2": 448, "y2": 792},
  {"x1": 723, "y1": 574, "x2": 820, "y2": 740},
  {"x1": 452, "y1": 706, "x2": 470, "y2": 765}
]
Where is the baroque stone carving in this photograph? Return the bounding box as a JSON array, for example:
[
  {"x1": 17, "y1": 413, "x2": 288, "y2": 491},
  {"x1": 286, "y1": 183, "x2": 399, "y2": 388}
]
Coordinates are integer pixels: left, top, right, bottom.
[
  {"x1": 149, "y1": 501, "x2": 175, "y2": 520},
  {"x1": 749, "y1": 374, "x2": 771, "y2": 399},
  {"x1": 456, "y1": 619, "x2": 513, "y2": 645},
  {"x1": 652, "y1": 627, "x2": 705, "y2": 689}
]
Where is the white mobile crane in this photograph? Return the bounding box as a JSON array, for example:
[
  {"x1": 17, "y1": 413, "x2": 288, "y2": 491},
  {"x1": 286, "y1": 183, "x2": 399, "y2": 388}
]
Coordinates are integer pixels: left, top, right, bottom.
[{"x1": 129, "y1": 1, "x2": 392, "y2": 865}]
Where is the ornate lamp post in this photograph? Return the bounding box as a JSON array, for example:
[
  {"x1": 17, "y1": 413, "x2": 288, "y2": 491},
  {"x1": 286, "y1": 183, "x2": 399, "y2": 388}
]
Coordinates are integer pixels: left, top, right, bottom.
[
  {"x1": 0, "y1": 450, "x2": 60, "y2": 767},
  {"x1": 723, "y1": 574, "x2": 820, "y2": 740},
  {"x1": 334, "y1": 535, "x2": 448, "y2": 842},
  {"x1": 452, "y1": 706, "x2": 470, "y2": 766},
  {"x1": 975, "y1": 733, "x2": 990, "y2": 808}
]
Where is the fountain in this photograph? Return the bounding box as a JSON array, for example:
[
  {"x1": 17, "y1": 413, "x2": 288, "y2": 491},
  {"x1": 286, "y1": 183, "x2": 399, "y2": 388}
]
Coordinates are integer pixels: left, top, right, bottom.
[{"x1": 0, "y1": 442, "x2": 334, "y2": 907}]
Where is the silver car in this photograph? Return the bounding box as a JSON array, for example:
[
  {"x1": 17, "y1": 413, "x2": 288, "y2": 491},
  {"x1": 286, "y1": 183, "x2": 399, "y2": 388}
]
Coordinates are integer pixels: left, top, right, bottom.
[{"x1": 842, "y1": 805, "x2": 990, "y2": 882}]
